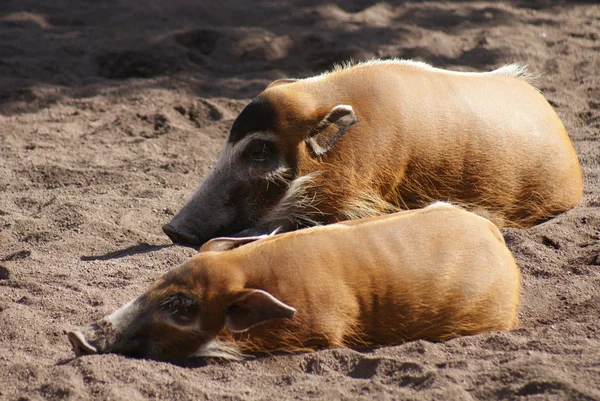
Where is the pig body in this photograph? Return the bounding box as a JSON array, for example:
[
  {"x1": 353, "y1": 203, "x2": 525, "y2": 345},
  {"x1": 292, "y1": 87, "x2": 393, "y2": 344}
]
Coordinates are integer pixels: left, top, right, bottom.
[
  {"x1": 70, "y1": 203, "x2": 521, "y2": 362},
  {"x1": 163, "y1": 59, "x2": 582, "y2": 246}
]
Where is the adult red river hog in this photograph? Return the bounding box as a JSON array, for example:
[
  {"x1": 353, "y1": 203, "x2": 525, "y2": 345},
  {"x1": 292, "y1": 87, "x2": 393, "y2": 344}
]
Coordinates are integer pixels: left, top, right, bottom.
[
  {"x1": 162, "y1": 59, "x2": 582, "y2": 247},
  {"x1": 69, "y1": 203, "x2": 521, "y2": 363}
]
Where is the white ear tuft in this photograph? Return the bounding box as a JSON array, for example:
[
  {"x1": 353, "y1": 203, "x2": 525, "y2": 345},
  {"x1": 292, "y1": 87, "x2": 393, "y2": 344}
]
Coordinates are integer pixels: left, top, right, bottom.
[
  {"x1": 306, "y1": 104, "x2": 356, "y2": 157},
  {"x1": 331, "y1": 104, "x2": 353, "y2": 114}
]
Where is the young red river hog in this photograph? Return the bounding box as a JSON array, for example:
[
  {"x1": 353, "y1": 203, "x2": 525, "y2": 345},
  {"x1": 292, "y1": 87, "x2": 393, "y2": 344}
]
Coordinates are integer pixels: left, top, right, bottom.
[
  {"x1": 162, "y1": 59, "x2": 582, "y2": 247},
  {"x1": 69, "y1": 203, "x2": 521, "y2": 363}
]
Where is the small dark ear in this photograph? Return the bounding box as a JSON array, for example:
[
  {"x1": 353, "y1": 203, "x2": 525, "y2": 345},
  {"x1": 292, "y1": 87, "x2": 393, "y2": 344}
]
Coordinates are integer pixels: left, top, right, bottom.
[
  {"x1": 306, "y1": 105, "x2": 356, "y2": 157},
  {"x1": 225, "y1": 289, "x2": 296, "y2": 332},
  {"x1": 266, "y1": 78, "x2": 298, "y2": 90},
  {"x1": 199, "y1": 235, "x2": 267, "y2": 253}
]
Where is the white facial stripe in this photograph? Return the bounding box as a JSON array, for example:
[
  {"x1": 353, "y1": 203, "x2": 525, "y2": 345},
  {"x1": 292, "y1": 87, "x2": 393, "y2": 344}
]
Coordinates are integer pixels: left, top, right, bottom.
[
  {"x1": 106, "y1": 297, "x2": 141, "y2": 329},
  {"x1": 192, "y1": 340, "x2": 244, "y2": 361},
  {"x1": 108, "y1": 295, "x2": 203, "y2": 331},
  {"x1": 213, "y1": 132, "x2": 277, "y2": 172},
  {"x1": 232, "y1": 132, "x2": 276, "y2": 152}
]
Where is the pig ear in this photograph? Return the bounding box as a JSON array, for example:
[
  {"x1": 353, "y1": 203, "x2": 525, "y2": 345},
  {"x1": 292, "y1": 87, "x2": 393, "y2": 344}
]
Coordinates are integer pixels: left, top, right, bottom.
[
  {"x1": 306, "y1": 105, "x2": 356, "y2": 157},
  {"x1": 200, "y1": 228, "x2": 280, "y2": 253},
  {"x1": 199, "y1": 236, "x2": 267, "y2": 253},
  {"x1": 266, "y1": 78, "x2": 297, "y2": 90},
  {"x1": 225, "y1": 289, "x2": 296, "y2": 332}
]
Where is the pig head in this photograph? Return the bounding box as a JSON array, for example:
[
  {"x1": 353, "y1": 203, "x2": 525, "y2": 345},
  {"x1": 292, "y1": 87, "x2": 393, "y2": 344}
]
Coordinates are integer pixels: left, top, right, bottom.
[
  {"x1": 67, "y1": 251, "x2": 296, "y2": 363},
  {"x1": 163, "y1": 84, "x2": 356, "y2": 247}
]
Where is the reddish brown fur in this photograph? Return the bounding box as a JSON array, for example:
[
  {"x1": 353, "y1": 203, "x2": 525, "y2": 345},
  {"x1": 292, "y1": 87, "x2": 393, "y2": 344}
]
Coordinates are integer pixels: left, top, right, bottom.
[
  {"x1": 258, "y1": 60, "x2": 582, "y2": 229},
  {"x1": 162, "y1": 60, "x2": 582, "y2": 247},
  {"x1": 70, "y1": 203, "x2": 521, "y2": 361}
]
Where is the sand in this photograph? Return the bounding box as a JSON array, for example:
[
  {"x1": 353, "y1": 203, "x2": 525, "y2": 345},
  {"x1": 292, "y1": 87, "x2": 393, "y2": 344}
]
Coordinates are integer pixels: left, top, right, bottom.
[{"x1": 1, "y1": 0, "x2": 599, "y2": 400}]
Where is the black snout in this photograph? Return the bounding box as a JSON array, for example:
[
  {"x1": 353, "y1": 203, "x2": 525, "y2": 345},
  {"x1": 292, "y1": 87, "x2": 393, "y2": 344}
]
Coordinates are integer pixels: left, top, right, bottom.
[
  {"x1": 162, "y1": 224, "x2": 201, "y2": 247},
  {"x1": 68, "y1": 331, "x2": 98, "y2": 357}
]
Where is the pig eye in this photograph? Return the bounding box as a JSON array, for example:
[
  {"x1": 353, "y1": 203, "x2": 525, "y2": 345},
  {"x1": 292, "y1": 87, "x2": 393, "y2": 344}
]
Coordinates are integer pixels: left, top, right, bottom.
[
  {"x1": 160, "y1": 294, "x2": 198, "y2": 327},
  {"x1": 170, "y1": 308, "x2": 196, "y2": 326},
  {"x1": 246, "y1": 140, "x2": 276, "y2": 163}
]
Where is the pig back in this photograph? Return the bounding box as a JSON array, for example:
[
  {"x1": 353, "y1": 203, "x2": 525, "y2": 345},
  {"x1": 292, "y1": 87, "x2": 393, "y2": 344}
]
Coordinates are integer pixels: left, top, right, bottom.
[
  {"x1": 313, "y1": 64, "x2": 582, "y2": 226},
  {"x1": 334, "y1": 204, "x2": 520, "y2": 344},
  {"x1": 237, "y1": 204, "x2": 520, "y2": 346}
]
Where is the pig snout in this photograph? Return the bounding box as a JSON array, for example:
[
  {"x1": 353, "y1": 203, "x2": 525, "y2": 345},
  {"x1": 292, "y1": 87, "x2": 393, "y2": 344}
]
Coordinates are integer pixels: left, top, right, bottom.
[
  {"x1": 162, "y1": 223, "x2": 200, "y2": 247},
  {"x1": 67, "y1": 322, "x2": 112, "y2": 357},
  {"x1": 68, "y1": 330, "x2": 98, "y2": 357}
]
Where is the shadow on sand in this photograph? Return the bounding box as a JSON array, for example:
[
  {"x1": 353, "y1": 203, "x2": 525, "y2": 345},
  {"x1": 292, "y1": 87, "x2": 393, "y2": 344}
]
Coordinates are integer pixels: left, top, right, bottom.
[{"x1": 80, "y1": 243, "x2": 172, "y2": 262}]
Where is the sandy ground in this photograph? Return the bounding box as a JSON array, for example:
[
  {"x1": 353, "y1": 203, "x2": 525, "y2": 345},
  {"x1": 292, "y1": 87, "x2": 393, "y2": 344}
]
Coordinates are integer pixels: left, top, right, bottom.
[{"x1": 1, "y1": 1, "x2": 599, "y2": 400}]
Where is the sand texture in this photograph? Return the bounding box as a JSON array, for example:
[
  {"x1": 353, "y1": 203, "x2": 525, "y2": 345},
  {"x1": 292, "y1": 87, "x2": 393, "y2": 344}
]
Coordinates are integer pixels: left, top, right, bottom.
[{"x1": 1, "y1": 1, "x2": 599, "y2": 400}]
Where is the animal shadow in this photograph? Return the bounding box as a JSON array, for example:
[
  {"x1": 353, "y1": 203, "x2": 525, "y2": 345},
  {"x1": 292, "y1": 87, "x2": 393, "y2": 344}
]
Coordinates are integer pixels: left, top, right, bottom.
[{"x1": 80, "y1": 243, "x2": 172, "y2": 261}]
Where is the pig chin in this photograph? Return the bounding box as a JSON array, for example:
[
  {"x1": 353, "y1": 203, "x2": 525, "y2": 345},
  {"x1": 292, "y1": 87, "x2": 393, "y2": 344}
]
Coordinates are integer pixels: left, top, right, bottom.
[
  {"x1": 162, "y1": 203, "x2": 237, "y2": 247},
  {"x1": 162, "y1": 222, "x2": 201, "y2": 247},
  {"x1": 164, "y1": 209, "x2": 260, "y2": 247}
]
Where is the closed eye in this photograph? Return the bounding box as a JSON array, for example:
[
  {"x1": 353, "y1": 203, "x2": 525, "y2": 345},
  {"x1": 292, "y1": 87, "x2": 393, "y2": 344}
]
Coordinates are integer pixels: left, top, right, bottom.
[
  {"x1": 246, "y1": 140, "x2": 276, "y2": 163},
  {"x1": 251, "y1": 144, "x2": 269, "y2": 162},
  {"x1": 160, "y1": 294, "x2": 199, "y2": 327},
  {"x1": 170, "y1": 308, "x2": 195, "y2": 326}
]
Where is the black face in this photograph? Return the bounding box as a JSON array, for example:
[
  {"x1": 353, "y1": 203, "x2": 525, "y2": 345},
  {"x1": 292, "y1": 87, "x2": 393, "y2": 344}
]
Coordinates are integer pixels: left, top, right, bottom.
[
  {"x1": 229, "y1": 97, "x2": 278, "y2": 144},
  {"x1": 242, "y1": 139, "x2": 280, "y2": 176},
  {"x1": 218, "y1": 138, "x2": 292, "y2": 237},
  {"x1": 163, "y1": 96, "x2": 299, "y2": 246},
  {"x1": 97, "y1": 311, "x2": 157, "y2": 360},
  {"x1": 121, "y1": 293, "x2": 207, "y2": 362}
]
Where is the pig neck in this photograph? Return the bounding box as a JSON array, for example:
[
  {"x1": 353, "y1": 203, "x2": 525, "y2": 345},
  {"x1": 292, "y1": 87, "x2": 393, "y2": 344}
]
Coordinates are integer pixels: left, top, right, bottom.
[
  {"x1": 188, "y1": 243, "x2": 290, "y2": 297},
  {"x1": 216, "y1": 241, "x2": 289, "y2": 292},
  {"x1": 287, "y1": 79, "x2": 403, "y2": 221},
  {"x1": 208, "y1": 239, "x2": 340, "y2": 353}
]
